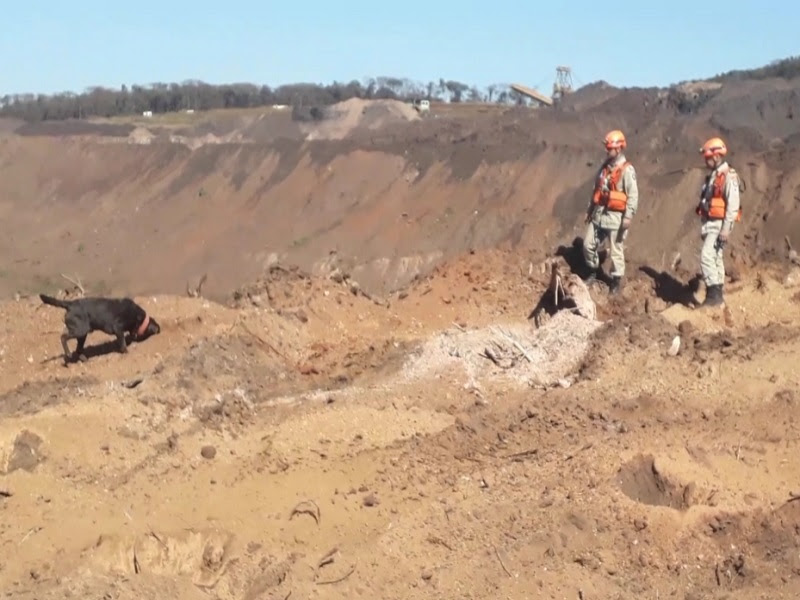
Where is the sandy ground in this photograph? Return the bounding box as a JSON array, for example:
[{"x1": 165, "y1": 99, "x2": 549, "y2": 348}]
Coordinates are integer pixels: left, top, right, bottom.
[{"x1": 2, "y1": 248, "x2": 800, "y2": 599}]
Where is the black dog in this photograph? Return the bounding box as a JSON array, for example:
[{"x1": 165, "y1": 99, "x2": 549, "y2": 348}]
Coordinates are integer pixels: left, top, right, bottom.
[{"x1": 39, "y1": 294, "x2": 161, "y2": 363}]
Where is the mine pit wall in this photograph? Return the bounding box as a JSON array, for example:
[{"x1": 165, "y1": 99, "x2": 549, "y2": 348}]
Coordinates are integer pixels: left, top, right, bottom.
[{"x1": 0, "y1": 133, "x2": 798, "y2": 301}]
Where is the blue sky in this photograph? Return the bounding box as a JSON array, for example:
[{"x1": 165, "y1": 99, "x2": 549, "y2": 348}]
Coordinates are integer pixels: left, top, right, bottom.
[{"x1": 2, "y1": 0, "x2": 797, "y2": 96}]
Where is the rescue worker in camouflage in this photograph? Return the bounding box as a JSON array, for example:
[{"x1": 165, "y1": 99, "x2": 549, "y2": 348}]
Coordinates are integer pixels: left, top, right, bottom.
[
  {"x1": 695, "y1": 136, "x2": 742, "y2": 307},
  {"x1": 582, "y1": 129, "x2": 639, "y2": 295}
]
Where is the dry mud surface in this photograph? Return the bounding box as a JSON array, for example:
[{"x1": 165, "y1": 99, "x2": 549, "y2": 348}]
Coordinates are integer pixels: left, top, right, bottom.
[{"x1": 2, "y1": 250, "x2": 800, "y2": 600}]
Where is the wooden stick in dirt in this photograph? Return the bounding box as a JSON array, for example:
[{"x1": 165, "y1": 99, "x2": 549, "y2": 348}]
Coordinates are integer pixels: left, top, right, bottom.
[{"x1": 60, "y1": 273, "x2": 85, "y2": 295}]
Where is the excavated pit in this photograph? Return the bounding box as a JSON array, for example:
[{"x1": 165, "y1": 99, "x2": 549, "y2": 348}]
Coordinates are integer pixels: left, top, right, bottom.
[{"x1": 616, "y1": 454, "x2": 696, "y2": 510}]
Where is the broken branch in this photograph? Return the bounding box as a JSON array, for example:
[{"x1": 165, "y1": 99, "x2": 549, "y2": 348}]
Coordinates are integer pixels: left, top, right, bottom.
[
  {"x1": 316, "y1": 565, "x2": 355, "y2": 585},
  {"x1": 60, "y1": 273, "x2": 85, "y2": 295},
  {"x1": 289, "y1": 500, "x2": 321, "y2": 525},
  {"x1": 426, "y1": 535, "x2": 454, "y2": 551},
  {"x1": 492, "y1": 544, "x2": 512, "y2": 577},
  {"x1": 318, "y1": 546, "x2": 339, "y2": 569},
  {"x1": 786, "y1": 235, "x2": 799, "y2": 264},
  {"x1": 506, "y1": 448, "x2": 539, "y2": 461},
  {"x1": 187, "y1": 273, "x2": 208, "y2": 298},
  {"x1": 494, "y1": 327, "x2": 533, "y2": 363}
]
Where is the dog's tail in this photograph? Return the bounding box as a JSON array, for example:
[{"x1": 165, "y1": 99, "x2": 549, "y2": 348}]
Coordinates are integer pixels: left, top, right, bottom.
[{"x1": 39, "y1": 294, "x2": 72, "y2": 309}]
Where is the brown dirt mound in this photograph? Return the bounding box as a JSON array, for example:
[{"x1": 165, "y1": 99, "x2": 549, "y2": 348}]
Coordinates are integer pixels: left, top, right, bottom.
[{"x1": 699, "y1": 500, "x2": 800, "y2": 592}]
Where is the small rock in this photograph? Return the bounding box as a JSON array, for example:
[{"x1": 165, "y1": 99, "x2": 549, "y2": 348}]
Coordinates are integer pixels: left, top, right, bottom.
[
  {"x1": 363, "y1": 493, "x2": 379, "y2": 507},
  {"x1": 667, "y1": 335, "x2": 681, "y2": 356},
  {"x1": 678, "y1": 320, "x2": 694, "y2": 336},
  {"x1": 5, "y1": 430, "x2": 44, "y2": 474},
  {"x1": 299, "y1": 363, "x2": 319, "y2": 375},
  {"x1": 645, "y1": 297, "x2": 668, "y2": 314},
  {"x1": 201, "y1": 445, "x2": 216, "y2": 459},
  {"x1": 633, "y1": 518, "x2": 648, "y2": 531},
  {"x1": 421, "y1": 570, "x2": 433, "y2": 581},
  {"x1": 784, "y1": 266, "x2": 800, "y2": 287}
]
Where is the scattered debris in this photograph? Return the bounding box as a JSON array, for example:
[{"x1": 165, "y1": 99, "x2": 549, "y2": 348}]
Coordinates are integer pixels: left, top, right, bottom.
[{"x1": 401, "y1": 311, "x2": 602, "y2": 388}]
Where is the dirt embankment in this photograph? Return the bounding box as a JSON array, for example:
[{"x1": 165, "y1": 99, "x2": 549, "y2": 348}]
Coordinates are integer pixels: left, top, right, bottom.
[{"x1": 1, "y1": 77, "x2": 799, "y2": 304}]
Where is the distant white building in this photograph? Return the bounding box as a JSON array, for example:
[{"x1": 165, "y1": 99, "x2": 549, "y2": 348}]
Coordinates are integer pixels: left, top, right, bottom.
[{"x1": 142, "y1": 110, "x2": 153, "y2": 117}]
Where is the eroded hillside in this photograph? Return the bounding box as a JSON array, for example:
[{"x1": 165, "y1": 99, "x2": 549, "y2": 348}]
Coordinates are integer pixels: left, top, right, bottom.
[{"x1": 1, "y1": 79, "x2": 799, "y2": 301}]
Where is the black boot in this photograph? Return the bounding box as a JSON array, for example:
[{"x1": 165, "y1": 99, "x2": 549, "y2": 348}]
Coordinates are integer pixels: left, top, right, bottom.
[
  {"x1": 702, "y1": 284, "x2": 723, "y2": 307},
  {"x1": 583, "y1": 268, "x2": 598, "y2": 285},
  {"x1": 608, "y1": 276, "x2": 622, "y2": 296}
]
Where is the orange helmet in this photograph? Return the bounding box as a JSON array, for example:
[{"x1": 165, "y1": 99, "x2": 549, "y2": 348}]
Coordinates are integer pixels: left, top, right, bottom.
[
  {"x1": 700, "y1": 137, "x2": 727, "y2": 158},
  {"x1": 604, "y1": 129, "x2": 626, "y2": 150}
]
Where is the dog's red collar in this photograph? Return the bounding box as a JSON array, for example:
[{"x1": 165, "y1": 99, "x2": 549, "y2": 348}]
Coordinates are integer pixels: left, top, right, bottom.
[{"x1": 136, "y1": 314, "x2": 150, "y2": 338}]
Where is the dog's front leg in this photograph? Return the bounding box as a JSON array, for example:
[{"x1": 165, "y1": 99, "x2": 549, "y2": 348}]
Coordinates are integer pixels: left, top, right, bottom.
[{"x1": 75, "y1": 335, "x2": 88, "y2": 362}]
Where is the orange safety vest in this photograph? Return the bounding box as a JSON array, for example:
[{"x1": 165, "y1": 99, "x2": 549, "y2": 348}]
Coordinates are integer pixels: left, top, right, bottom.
[
  {"x1": 696, "y1": 169, "x2": 743, "y2": 222},
  {"x1": 592, "y1": 161, "x2": 631, "y2": 212}
]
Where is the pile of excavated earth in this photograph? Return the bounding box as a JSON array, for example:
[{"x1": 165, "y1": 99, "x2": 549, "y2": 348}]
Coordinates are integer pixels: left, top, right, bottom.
[{"x1": 2, "y1": 69, "x2": 800, "y2": 599}]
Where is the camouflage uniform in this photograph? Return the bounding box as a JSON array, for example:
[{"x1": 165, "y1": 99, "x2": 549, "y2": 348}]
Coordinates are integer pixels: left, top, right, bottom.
[{"x1": 583, "y1": 154, "x2": 639, "y2": 282}]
